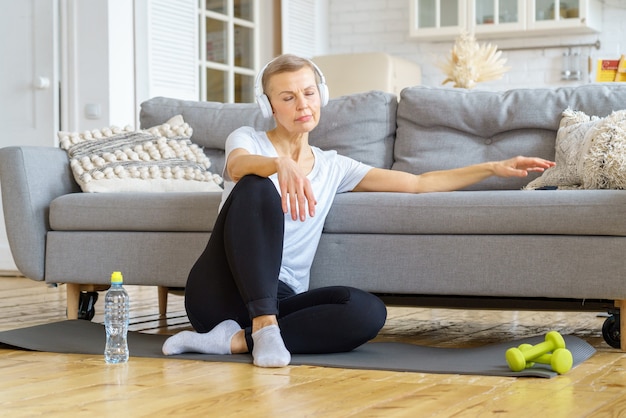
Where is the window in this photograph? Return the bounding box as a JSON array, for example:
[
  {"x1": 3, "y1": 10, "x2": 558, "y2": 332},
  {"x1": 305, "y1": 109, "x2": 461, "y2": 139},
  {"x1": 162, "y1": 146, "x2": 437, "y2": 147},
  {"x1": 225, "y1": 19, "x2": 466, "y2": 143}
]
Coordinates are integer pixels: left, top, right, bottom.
[{"x1": 199, "y1": 0, "x2": 259, "y2": 103}]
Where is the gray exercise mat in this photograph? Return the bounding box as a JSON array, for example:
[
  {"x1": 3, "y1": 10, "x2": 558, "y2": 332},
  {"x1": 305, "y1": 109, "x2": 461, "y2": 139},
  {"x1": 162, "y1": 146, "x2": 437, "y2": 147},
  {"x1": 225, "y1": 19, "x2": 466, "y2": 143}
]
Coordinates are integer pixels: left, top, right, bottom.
[{"x1": 0, "y1": 320, "x2": 596, "y2": 378}]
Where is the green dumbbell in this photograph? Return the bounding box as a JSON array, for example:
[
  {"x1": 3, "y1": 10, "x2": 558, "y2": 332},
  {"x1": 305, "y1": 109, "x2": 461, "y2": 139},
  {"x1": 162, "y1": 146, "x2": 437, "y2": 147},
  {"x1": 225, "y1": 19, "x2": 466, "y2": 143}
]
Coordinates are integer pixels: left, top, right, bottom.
[
  {"x1": 518, "y1": 343, "x2": 548, "y2": 366},
  {"x1": 518, "y1": 343, "x2": 537, "y2": 367},
  {"x1": 506, "y1": 331, "x2": 567, "y2": 372},
  {"x1": 519, "y1": 343, "x2": 573, "y2": 374}
]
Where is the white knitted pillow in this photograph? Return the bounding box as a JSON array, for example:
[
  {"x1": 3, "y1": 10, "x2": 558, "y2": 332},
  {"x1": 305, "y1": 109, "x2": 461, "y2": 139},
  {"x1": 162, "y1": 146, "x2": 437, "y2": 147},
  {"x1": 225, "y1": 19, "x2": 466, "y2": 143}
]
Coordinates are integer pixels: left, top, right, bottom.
[
  {"x1": 524, "y1": 108, "x2": 601, "y2": 190},
  {"x1": 525, "y1": 109, "x2": 626, "y2": 190},
  {"x1": 582, "y1": 110, "x2": 626, "y2": 189},
  {"x1": 58, "y1": 115, "x2": 223, "y2": 193}
]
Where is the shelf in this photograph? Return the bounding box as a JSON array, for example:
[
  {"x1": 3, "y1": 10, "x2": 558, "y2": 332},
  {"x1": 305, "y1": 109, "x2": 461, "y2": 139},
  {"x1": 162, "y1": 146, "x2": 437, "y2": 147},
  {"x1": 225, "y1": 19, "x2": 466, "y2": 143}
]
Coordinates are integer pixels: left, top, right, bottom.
[{"x1": 409, "y1": 0, "x2": 602, "y2": 41}]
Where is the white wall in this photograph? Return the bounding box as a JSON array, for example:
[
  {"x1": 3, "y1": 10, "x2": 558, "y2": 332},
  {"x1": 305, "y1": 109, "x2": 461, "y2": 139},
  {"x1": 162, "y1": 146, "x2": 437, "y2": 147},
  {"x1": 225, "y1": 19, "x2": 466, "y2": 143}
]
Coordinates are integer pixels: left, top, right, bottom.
[
  {"x1": 326, "y1": 0, "x2": 626, "y2": 90},
  {"x1": 66, "y1": 0, "x2": 136, "y2": 131},
  {"x1": 107, "y1": 0, "x2": 136, "y2": 127}
]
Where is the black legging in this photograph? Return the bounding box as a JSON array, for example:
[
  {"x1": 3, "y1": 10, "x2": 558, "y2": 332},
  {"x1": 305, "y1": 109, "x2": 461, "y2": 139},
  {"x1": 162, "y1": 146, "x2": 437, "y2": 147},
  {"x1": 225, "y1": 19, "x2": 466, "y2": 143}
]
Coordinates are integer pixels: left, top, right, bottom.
[{"x1": 184, "y1": 175, "x2": 387, "y2": 354}]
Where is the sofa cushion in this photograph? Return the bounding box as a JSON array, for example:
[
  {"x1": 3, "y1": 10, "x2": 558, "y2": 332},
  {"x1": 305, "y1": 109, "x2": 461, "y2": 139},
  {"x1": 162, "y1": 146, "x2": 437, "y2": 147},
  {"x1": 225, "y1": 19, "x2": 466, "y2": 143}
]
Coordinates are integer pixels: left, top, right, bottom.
[
  {"x1": 394, "y1": 85, "x2": 626, "y2": 191},
  {"x1": 140, "y1": 90, "x2": 397, "y2": 174},
  {"x1": 49, "y1": 192, "x2": 222, "y2": 232},
  {"x1": 310, "y1": 90, "x2": 397, "y2": 170},
  {"x1": 323, "y1": 190, "x2": 626, "y2": 236},
  {"x1": 583, "y1": 109, "x2": 626, "y2": 189},
  {"x1": 58, "y1": 116, "x2": 222, "y2": 193},
  {"x1": 524, "y1": 108, "x2": 598, "y2": 190},
  {"x1": 526, "y1": 108, "x2": 626, "y2": 190},
  {"x1": 51, "y1": 188, "x2": 626, "y2": 237}
]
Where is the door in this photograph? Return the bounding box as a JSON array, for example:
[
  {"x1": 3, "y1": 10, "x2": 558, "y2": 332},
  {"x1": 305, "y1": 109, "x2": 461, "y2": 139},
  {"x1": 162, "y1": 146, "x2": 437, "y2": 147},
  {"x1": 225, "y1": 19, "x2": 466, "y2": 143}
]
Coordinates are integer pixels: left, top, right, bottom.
[{"x1": 0, "y1": 0, "x2": 58, "y2": 272}]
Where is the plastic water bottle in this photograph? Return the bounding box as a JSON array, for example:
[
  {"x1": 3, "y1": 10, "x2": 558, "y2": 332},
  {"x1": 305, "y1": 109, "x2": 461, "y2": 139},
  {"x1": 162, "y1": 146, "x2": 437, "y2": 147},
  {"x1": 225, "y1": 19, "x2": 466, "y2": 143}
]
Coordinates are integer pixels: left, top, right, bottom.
[{"x1": 104, "y1": 271, "x2": 130, "y2": 363}]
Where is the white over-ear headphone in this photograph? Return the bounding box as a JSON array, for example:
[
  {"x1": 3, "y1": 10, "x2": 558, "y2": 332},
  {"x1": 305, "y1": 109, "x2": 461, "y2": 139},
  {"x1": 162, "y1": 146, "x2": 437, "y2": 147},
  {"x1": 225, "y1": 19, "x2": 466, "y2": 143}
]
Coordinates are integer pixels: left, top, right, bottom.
[{"x1": 254, "y1": 57, "x2": 330, "y2": 119}]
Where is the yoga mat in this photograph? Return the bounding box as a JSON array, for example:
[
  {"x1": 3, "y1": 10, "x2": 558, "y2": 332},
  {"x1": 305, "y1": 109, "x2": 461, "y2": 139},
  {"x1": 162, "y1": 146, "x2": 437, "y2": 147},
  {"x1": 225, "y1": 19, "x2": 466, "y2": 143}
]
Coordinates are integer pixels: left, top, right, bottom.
[{"x1": 0, "y1": 320, "x2": 596, "y2": 378}]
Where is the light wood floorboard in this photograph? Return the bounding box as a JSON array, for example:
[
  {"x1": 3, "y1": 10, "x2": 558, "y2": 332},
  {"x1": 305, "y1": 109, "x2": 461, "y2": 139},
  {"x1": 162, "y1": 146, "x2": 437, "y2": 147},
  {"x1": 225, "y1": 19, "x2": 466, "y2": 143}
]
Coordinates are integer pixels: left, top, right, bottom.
[{"x1": 0, "y1": 276, "x2": 624, "y2": 417}]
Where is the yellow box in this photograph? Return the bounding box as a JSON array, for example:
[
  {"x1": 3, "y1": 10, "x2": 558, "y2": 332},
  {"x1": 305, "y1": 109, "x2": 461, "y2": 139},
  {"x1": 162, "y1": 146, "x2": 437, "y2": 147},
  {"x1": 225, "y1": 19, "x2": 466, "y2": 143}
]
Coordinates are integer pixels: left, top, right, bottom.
[{"x1": 596, "y1": 58, "x2": 626, "y2": 82}]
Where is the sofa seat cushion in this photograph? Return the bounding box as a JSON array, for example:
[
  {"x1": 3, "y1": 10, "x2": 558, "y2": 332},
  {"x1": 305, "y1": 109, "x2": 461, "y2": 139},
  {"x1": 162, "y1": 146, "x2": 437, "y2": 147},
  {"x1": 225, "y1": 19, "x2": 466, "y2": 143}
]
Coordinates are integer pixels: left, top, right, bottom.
[
  {"x1": 49, "y1": 192, "x2": 222, "y2": 232},
  {"x1": 324, "y1": 190, "x2": 626, "y2": 236},
  {"x1": 50, "y1": 189, "x2": 626, "y2": 236}
]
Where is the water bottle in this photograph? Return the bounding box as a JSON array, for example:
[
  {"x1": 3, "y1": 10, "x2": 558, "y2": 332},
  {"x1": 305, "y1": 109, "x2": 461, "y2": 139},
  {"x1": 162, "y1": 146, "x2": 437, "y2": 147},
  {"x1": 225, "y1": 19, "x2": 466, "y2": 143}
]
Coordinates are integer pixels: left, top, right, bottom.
[{"x1": 104, "y1": 271, "x2": 130, "y2": 363}]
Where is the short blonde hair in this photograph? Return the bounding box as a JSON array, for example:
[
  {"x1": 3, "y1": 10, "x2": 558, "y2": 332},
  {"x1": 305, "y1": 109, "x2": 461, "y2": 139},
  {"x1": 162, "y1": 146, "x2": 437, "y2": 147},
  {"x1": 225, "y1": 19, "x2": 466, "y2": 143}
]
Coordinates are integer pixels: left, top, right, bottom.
[{"x1": 261, "y1": 54, "x2": 318, "y2": 94}]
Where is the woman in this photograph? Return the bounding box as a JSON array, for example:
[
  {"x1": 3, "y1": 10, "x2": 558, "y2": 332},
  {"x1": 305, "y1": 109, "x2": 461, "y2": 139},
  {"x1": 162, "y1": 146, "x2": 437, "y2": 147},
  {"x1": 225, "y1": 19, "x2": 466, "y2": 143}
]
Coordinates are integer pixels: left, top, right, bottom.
[{"x1": 162, "y1": 54, "x2": 555, "y2": 367}]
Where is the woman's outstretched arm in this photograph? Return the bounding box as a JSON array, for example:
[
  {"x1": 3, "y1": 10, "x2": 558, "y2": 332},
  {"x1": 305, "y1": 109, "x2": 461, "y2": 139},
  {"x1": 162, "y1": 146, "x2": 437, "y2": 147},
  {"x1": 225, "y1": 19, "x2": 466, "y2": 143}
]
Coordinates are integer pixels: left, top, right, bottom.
[{"x1": 352, "y1": 156, "x2": 555, "y2": 193}]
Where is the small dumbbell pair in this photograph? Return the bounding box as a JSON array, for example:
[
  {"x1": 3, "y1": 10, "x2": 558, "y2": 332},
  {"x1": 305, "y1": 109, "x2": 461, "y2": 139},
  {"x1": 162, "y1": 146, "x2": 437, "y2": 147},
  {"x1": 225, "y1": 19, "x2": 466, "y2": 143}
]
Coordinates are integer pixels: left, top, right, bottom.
[
  {"x1": 505, "y1": 331, "x2": 573, "y2": 374},
  {"x1": 518, "y1": 344, "x2": 573, "y2": 374}
]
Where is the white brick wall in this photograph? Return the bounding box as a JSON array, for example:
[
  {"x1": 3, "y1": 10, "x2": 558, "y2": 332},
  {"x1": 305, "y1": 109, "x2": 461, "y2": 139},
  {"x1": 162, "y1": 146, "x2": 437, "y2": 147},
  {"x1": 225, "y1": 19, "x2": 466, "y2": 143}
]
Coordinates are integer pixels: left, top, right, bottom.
[{"x1": 327, "y1": 1, "x2": 626, "y2": 90}]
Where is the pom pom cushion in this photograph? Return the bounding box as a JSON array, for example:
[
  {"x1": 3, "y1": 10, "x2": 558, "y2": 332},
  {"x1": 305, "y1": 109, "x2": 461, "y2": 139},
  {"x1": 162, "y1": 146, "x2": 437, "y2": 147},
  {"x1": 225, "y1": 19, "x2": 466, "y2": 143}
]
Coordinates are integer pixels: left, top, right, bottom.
[
  {"x1": 525, "y1": 109, "x2": 626, "y2": 190},
  {"x1": 582, "y1": 110, "x2": 626, "y2": 189},
  {"x1": 58, "y1": 115, "x2": 222, "y2": 193}
]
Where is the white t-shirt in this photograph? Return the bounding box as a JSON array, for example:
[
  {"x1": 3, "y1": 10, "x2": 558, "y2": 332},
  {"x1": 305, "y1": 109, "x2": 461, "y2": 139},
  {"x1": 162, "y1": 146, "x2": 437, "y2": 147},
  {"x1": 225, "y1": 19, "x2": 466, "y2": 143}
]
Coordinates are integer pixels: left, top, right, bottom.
[{"x1": 221, "y1": 126, "x2": 372, "y2": 294}]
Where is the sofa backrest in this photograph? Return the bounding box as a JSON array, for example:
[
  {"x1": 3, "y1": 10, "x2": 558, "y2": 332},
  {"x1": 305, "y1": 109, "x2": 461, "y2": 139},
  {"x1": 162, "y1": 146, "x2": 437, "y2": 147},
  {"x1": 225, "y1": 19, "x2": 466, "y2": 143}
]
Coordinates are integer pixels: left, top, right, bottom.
[
  {"x1": 394, "y1": 84, "x2": 626, "y2": 190},
  {"x1": 140, "y1": 91, "x2": 397, "y2": 175}
]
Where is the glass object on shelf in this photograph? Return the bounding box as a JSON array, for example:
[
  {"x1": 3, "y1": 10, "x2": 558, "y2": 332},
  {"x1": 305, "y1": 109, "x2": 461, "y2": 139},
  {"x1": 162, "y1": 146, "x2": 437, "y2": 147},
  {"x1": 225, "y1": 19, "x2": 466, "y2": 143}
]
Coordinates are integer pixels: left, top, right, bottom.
[
  {"x1": 206, "y1": 18, "x2": 227, "y2": 64},
  {"x1": 235, "y1": 73, "x2": 254, "y2": 103},
  {"x1": 499, "y1": 0, "x2": 518, "y2": 23},
  {"x1": 441, "y1": 0, "x2": 459, "y2": 27},
  {"x1": 536, "y1": 0, "x2": 580, "y2": 21},
  {"x1": 476, "y1": 0, "x2": 495, "y2": 23},
  {"x1": 206, "y1": 0, "x2": 227, "y2": 14},
  {"x1": 206, "y1": 68, "x2": 226, "y2": 102},
  {"x1": 475, "y1": 0, "x2": 518, "y2": 24},
  {"x1": 234, "y1": 24, "x2": 254, "y2": 69},
  {"x1": 564, "y1": 1, "x2": 580, "y2": 18},
  {"x1": 536, "y1": 0, "x2": 552, "y2": 20},
  {"x1": 234, "y1": 0, "x2": 253, "y2": 21}
]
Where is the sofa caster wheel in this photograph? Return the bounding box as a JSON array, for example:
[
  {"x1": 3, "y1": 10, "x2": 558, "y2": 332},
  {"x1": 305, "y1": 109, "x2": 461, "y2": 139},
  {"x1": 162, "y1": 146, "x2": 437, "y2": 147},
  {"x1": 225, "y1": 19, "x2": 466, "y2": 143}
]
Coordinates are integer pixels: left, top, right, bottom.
[
  {"x1": 77, "y1": 291, "x2": 98, "y2": 321},
  {"x1": 602, "y1": 312, "x2": 621, "y2": 349}
]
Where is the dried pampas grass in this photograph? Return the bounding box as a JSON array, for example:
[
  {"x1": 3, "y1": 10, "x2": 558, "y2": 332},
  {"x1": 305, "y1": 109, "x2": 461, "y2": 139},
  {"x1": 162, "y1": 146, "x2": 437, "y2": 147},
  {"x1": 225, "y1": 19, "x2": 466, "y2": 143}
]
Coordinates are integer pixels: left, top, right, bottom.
[{"x1": 439, "y1": 31, "x2": 510, "y2": 89}]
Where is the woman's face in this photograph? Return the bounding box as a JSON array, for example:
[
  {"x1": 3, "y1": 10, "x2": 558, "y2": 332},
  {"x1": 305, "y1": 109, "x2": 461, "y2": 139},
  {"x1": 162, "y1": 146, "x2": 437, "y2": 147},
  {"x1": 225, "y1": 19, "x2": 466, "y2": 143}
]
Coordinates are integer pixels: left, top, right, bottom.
[{"x1": 266, "y1": 67, "x2": 321, "y2": 135}]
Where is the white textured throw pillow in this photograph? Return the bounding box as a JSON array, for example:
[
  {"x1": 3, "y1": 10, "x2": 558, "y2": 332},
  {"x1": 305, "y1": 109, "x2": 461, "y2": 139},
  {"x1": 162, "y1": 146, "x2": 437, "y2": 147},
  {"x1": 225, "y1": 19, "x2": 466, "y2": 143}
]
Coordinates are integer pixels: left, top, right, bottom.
[
  {"x1": 58, "y1": 116, "x2": 223, "y2": 193},
  {"x1": 524, "y1": 108, "x2": 600, "y2": 190},
  {"x1": 525, "y1": 108, "x2": 626, "y2": 190},
  {"x1": 582, "y1": 109, "x2": 626, "y2": 189}
]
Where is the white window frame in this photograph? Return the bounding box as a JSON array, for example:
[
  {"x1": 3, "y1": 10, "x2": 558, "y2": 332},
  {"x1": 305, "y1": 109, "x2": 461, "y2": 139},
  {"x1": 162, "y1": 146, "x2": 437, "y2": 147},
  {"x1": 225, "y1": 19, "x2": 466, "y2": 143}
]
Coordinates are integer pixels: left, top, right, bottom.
[{"x1": 198, "y1": 0, "x2": 260, "y2": 103}]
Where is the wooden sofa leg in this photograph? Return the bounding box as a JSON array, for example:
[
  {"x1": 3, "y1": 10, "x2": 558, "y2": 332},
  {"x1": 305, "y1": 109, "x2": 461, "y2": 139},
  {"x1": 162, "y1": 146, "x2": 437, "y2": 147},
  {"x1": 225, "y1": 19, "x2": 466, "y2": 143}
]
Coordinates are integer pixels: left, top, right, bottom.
[
  {"x1": 66, "y1": 283, "x2": 81, "y2": 320},
  {"x1": 158, "y1": 286, "x2": 168, "y2": 316},
  {"x1": 65, "y1": 283, "x2": 110, "y2": 320}
]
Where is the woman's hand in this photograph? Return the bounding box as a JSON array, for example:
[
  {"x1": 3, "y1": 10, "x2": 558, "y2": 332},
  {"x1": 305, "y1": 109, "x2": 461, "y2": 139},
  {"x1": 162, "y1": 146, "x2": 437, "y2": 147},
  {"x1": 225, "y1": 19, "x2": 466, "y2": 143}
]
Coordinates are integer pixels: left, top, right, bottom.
[
  {"x1": 492, "y1": 156, "x2": 556, "y2": 178},
  {"x1": 226, "y1": 149, "x2": 317, "y2": 221},
  {"x1": 275, "y1": 156, "x2": 317, "y2": 221}
]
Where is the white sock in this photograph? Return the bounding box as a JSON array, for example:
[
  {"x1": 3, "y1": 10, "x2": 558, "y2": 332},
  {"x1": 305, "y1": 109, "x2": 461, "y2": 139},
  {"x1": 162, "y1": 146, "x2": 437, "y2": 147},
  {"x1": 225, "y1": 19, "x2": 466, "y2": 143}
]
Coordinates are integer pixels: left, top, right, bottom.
[
  {"x1": 162, "y1": 319, "x2": 241, "y2": 355},
  {"x1": 251, "y1": 325, "x2": 291, "y2": 368}
]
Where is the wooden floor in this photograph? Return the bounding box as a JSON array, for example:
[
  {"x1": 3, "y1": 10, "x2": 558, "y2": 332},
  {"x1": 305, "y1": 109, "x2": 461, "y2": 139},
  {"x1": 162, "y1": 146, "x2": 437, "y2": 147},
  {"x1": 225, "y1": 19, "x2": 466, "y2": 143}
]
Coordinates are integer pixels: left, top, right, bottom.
[{"x1": 1, "y1": 276, "x2": 625, "y2": 417}]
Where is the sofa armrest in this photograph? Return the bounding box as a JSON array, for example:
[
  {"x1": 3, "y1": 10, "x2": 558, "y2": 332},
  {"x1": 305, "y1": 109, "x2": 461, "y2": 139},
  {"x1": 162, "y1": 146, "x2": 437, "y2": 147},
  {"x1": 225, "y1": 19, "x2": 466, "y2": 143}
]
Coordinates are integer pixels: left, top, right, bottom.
[{"x1": 0, "y1": 146, "x2": 79, "y2": 280}]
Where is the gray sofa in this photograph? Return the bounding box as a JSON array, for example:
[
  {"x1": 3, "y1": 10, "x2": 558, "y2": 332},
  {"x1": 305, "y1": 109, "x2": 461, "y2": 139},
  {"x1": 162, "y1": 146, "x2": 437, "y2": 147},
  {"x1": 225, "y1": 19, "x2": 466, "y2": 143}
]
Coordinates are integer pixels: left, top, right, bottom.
[{"x1": 2, "y1": 84, "x2": 625, "y2": 349}]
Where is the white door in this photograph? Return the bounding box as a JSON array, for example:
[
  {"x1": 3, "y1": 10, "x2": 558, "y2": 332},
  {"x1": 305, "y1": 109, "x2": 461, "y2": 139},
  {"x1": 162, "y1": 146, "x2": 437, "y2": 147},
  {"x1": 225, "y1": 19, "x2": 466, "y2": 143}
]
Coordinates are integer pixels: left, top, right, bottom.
[{"x1": 0, "y1": 0, "x2": 59, "y2": 272}]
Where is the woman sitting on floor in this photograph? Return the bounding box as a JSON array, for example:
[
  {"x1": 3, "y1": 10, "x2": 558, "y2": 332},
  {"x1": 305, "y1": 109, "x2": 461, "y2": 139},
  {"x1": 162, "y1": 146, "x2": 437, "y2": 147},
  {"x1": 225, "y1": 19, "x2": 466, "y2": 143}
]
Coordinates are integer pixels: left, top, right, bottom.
[{"x1": 162, "y1": 54, "x2": 555, "y2": 367}]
